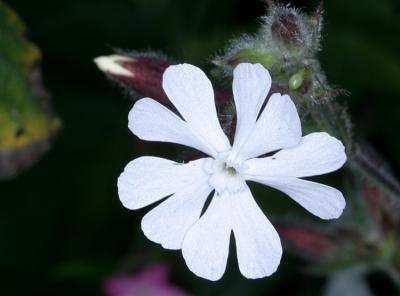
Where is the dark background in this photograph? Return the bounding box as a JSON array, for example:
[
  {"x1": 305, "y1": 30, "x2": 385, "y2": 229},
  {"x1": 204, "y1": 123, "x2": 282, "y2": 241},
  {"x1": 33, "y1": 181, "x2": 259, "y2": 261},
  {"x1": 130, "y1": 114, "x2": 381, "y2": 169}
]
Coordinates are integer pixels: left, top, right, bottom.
[{"x1": 1, "y1": 0, "x2": 400, "y2": 295}]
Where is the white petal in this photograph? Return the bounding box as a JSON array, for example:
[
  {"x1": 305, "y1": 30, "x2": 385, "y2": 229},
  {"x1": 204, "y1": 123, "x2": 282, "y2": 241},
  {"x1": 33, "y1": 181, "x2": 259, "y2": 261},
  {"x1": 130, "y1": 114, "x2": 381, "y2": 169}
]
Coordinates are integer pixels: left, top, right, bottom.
[
  {"x1": 162, "y1": 64, "x2": 230, "y2": 155},
  {"x1": 141, "y1": 181, "x2": 212, "y2": 250},
  {"x1": 249, "y1": 177, "x2": 345, "y2": 220},
  {"x1": 230, "y1": 188, "x2": 282, "y2": 279},
  {"x1": 182, "y1": 192, "x2": 232, "y2": 281},
  {"x1": 94, "y1": 55, "x2": 133, "y2": 77},
  {"x1": 231, "y1": 63, "x2": 271, "y2": 153},
  {"x1": 129, "y1": 98, "x2": 215, "y2": 156},
  {"x1": 118, "y1": 157, "x2": 209, "y2": 210},
  {"x1": 236, "y1": 93, "x2": 302, "y2": 160},
  {"x1": 244, "y1": 132, "x2": 346, "y2": 178}
]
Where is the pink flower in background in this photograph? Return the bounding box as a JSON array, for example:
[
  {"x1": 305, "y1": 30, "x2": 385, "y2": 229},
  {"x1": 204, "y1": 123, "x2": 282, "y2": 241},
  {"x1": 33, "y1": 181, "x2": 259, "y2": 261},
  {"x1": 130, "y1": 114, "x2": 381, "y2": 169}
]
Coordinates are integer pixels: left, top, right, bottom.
[{"x1": 103, "y1": 264, "x2": 189, "y2": 296}]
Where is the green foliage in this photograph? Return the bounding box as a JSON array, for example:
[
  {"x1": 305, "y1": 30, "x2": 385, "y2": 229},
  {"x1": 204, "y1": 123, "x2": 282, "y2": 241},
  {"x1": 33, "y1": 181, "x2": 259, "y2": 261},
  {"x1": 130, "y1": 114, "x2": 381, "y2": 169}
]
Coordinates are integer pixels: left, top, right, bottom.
[
  {"x1": 0, "y1": 1, "x2": 60, "y2": 178},
  {"x1": 0, "y1": 1, "x2": 25, "y2": 33}
]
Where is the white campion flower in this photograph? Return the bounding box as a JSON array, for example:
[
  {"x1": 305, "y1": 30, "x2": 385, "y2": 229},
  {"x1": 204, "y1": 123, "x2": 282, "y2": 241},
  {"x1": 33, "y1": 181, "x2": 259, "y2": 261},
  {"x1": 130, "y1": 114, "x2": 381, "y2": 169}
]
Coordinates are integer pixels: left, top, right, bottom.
[{"x1": 118, "y1": 63, "x2": 347, "y2": 281}]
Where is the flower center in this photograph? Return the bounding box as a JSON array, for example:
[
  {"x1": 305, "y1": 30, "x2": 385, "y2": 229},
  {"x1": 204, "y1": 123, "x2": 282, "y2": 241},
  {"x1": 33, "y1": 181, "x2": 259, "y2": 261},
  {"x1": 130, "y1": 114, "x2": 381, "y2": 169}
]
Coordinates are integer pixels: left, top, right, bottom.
[
  {"x1": 223, "y1": 163, "x2": 237, "y2": 176},
  {"x1": 204, "y1": 151, "x2": 246, "y2": 194}
]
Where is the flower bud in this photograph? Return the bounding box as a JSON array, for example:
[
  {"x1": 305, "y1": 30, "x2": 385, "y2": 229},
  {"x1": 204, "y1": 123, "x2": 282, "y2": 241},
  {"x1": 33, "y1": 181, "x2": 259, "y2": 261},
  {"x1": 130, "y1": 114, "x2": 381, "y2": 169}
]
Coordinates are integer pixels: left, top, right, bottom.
[
  {"x1": 289, "y1": 68, "x2": 305, "y2": 90},
  {"x1": 271, "y1": 9, "x2": 303, "y2": 47},
  {"x1": 362, "y1": 178, "x2": 399, "y2": 234},
  {"x1": 94, "y1": 54, "x2": 171, "y2": 107},
  {"x1": 212, "y1": 4, "x2": 324, "y2": 94},
  {"x1": 95, "y1": 53, "x2": 232, "y2": 110},
  {"x1": 276, "y1": 223, "x2": 336, "y2": 259},
  {"x1": 265, "y1": 4, "x2": 321, "y2": 56}
]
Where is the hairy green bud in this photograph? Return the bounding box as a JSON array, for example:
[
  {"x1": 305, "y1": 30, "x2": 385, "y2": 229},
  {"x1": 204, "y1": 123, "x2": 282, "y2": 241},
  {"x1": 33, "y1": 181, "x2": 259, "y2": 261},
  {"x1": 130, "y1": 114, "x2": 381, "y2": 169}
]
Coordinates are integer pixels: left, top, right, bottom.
[{"x1": 289, "y1": 68, "x2": 305, "y2": 90}]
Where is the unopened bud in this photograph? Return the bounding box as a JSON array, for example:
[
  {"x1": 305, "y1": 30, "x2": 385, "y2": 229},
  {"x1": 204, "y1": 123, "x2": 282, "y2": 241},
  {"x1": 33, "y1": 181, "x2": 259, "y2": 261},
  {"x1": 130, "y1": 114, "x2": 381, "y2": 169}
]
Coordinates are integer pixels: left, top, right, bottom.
[
  {"x1": 96, "y1": 53, "x2": 232, "y2": 110},
  {"x1": 271, "y1": 9, "x2": 303, "y2": 47},
  {"x1": 94, "y1": 54, "x2": 171, "y2": 106},
  {"x1": 289, "y1": 68, "x2": 305, "y2": 90},
  {"x1": 261, "y1": 4, "x2": 322, "y2": 59},
  {"x1": 362, "y1": 178, "x2": 399, "y2": 234},
  {"x1": 276, "y1": 223, "x2": 336, "y2": 259}
]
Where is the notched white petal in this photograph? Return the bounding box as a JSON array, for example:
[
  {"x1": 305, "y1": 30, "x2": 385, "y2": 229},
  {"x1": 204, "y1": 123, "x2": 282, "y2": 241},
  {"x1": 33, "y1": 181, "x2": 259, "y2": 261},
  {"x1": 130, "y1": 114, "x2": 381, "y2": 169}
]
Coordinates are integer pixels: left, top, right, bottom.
[
  {"x1": 230, "y1": 188, "x2": 282, "y2": 279},
  {"x1": 162, "y1": 64, "x2": 230, "y2": 154},
  {"x1": 129, "y1": 98, "x2": 215, "y2": 156},
  {"x1": 236, "y1": 93, "x2": 302, "y2": 160},
  {"x1": 182, "y1": 192, "x2": 232, "y2": 281},
  {"x1": 118, "y1": 156, "x2": 209, "y2": 210},
  {"x1": 244, "y1": 132, "x2": 346, "y2": 178},
  {"x1": 141, "y1": 181, "x2": 212, "y2": 250},
  {"x1": 251, "y1": 177, "x2": 346, "y2": 220},
  {"x1": 232, "y1": 63, "x2": 272, "y2": 153},
  {"x1": 182, "y1": 187, "x2": 283, "y2": 280}
]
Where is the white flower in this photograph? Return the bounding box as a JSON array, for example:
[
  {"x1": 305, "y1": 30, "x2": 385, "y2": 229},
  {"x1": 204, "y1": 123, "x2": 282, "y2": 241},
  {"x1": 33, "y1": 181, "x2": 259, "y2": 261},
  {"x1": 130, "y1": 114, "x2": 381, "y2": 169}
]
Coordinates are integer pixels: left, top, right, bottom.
[{"x1": 118, "y1": 63, "x2": 347, "y2": 281}]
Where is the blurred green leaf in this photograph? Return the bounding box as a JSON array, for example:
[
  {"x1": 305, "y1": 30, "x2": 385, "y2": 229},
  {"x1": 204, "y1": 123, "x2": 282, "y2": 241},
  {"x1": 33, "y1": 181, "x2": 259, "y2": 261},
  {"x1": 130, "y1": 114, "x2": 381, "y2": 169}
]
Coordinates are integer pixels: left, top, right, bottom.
[{"x1": 0, "y1": 1, "x2": 60, "y2": 179}]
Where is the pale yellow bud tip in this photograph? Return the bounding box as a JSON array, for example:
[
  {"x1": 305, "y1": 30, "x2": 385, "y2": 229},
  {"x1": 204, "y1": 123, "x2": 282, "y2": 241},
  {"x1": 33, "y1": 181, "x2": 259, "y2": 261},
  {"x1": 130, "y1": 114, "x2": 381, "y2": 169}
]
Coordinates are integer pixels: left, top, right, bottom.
[{"x1": 94, "y1": 55, "x2": 134, "y2": 77}]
